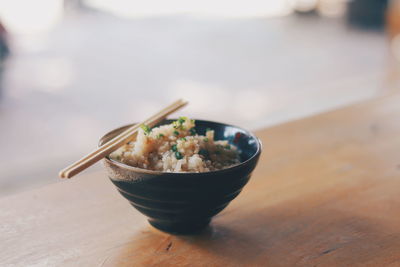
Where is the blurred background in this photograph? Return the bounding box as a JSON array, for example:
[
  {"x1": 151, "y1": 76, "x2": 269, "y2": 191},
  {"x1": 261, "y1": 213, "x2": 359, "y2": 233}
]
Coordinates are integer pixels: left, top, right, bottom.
[{"x1": 0, "y1": 0, "x2": 400, "y2": 196}]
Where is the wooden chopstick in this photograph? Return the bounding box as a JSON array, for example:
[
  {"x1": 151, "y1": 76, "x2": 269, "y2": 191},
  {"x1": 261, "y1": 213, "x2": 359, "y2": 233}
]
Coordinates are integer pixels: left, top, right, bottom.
[{"x1": 59, "y1": 99, "x2": 188, "y2": 179}]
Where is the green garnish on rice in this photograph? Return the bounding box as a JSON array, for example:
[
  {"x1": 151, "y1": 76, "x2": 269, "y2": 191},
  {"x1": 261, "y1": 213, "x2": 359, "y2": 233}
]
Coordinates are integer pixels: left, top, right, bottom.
[
  {"x1": 140, "y1": 124, "x2": 151, "y2": 135},
  {"x1": 172, "y1": 117, "x2": 188, "y2": 130},
  {"x1": 175, "y1": 151, "x2": 183, "y2": 160}
]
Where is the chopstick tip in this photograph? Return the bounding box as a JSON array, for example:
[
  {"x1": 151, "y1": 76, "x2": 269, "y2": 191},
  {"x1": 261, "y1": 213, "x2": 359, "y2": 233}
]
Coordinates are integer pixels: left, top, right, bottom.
[
  {"x1": 179, "y1": 99, "x2": 189, "y2": 106},
  {"x1": 59, "y1": 170, "x2": 70, "y2": 179}
]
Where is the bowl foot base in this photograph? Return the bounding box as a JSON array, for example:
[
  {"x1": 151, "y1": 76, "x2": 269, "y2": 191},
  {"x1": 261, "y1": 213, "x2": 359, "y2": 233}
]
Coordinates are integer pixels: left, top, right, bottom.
[{"x1": 148, "y1": 219, "x2": 211, "y2": 235}]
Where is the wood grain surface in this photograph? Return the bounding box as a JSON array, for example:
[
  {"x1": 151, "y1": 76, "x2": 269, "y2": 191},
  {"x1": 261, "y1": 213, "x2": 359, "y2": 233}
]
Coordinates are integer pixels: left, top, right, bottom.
[{"x1": 2, "y1": 92, "x2": 400, "y2": 266}]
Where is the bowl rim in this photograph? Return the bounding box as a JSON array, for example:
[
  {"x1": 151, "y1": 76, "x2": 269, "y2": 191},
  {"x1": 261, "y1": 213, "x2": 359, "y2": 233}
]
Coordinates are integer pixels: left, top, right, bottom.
[{"x1": 99, "y1": 119, "x2": 262, "y2": 176}]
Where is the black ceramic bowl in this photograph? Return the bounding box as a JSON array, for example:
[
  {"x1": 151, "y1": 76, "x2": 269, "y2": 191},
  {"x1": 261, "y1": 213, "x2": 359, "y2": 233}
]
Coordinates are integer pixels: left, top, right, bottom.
[{"x1": 100, "y1": 119, "x2": 262, "y2": 234}]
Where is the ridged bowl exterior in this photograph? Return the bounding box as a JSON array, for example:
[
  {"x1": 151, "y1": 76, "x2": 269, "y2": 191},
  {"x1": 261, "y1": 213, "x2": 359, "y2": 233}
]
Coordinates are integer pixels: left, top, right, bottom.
[{"x1": 100, "y1": 120, "x2": 262, "y2": 234}]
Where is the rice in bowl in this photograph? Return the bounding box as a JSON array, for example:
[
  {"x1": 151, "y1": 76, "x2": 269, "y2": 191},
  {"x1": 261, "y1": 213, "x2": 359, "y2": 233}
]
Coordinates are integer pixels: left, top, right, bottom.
[{"x1": 110, "y1": 117, "x2": 240, "y2": 172}]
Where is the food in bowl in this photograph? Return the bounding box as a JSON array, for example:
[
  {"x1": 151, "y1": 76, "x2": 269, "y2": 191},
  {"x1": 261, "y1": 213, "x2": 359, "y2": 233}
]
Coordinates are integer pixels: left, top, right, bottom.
[{"x1": 110, "y1": 117, "x2": 240, "y2": 172}]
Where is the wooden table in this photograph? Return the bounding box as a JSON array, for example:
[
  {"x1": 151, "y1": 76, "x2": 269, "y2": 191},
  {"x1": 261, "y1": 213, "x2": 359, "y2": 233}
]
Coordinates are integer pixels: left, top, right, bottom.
[{"x1": 2, "y1": 92, "x2": 400, "y2": 266}]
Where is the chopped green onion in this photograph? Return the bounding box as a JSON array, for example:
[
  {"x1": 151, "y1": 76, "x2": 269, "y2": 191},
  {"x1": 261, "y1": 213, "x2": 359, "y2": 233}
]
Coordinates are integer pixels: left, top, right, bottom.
[
  {"x1": 175, "y1": 151, "x2": 183, "y2": 160},
  {"x1": 178, "y1": 117, "x2": 186, "y2": 124},
  {"x1": 140, "y1": 124, "x2": 151, "y2": 135},
  {"x1": 172, "y1": 117, "x2": 189, "y2": 130},
  {"x1": 173, "y1": 130, "x2": 179, "y2": 136},
  {"x1": 224, "y1": 144, "x2": 231, "y2": 149},
  {"x1": 172, "y1": 121, "x2": 179, "y2": 129},
  {"x1": 204, "y1": 137, "x2": 209, "y2": 142},
  {"x1": 157, "y1": 133, "x2": 164, "y2": 139},
  {"x1": 171, "y1": 144, "x2": 178, "y2": 152},
  {"x1": 180, "y1": 137, "x2": 187, "y2": 141}
]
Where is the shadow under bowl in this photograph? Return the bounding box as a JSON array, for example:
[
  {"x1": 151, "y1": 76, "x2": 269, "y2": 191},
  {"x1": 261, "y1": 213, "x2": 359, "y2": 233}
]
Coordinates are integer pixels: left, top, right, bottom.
[{"x1": 100, "y1": 119, "x2": 262, "y2": 234}]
